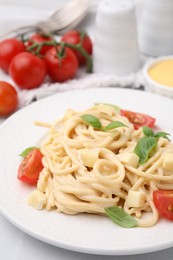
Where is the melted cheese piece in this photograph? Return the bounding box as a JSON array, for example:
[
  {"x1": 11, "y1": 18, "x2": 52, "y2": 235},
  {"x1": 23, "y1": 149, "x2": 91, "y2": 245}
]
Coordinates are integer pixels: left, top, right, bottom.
[{"x1": 148, "y1": 59, "x2": 173, "y2": 87}]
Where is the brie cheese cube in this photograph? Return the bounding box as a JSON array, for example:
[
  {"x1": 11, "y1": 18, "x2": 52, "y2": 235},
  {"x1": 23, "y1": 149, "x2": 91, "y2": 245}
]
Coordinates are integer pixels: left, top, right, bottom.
[
  {"x1": 37, "y1": 169, "x2": 49, "y2": 193},
  {"x1": 27, "y1": 190, "x2": 46, "y2": 210},
  {"x1": 162, "y1": 153, "x2": 173, "y2": 171},
  {"x1": 126, "y1": 191, "x2": 146, "y2": 208},
  {"x1": 120, "y1": 153, "x2": 139, "y2": 168},
  {"x1": 79, "y1": 149, "x2": 99, "y2": 167}
]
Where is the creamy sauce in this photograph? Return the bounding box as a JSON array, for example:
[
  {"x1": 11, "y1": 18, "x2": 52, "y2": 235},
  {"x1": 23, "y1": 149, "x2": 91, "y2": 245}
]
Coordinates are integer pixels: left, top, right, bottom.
[{"x1": 148, "y1": 59, "x2": 173, "y2": 87}]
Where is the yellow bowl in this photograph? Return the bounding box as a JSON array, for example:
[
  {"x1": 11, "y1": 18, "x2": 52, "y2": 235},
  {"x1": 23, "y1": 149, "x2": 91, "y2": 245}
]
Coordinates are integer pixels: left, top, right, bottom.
[{"x1": 143, "y1": 56, "x2": 173, "y2": 98}]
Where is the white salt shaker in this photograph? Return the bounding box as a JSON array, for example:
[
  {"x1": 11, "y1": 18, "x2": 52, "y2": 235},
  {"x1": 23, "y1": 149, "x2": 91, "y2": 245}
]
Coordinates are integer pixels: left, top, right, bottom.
[
  {"x1": 139, "y1": 0, "x2": 173, "y2": 57},
  {"x1": 93, "y1": 0, "x2": 140, "y2": 76}
]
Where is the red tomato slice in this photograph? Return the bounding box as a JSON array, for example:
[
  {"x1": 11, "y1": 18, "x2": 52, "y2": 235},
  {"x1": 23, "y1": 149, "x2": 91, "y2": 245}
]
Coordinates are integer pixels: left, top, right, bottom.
[
  {"x1": 17, "y1": 148, "x2": 43, "y2": 184},
  {"x1": 120, "y1": 110, "x2": 156, "y2": 130},
  {"x1": 153, "y1": 190, "x2": 173, "y2": 220}
]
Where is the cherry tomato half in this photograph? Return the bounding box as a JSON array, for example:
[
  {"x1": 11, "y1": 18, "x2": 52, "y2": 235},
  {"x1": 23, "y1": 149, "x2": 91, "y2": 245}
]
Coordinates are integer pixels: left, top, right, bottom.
[
  {"x1": 26, "y1": 33, "x2": 53, "y2": 55},
  {"x1": 61, "y1": 30, "x2": 92, "y2": 64},
  {"x1": 0, "y1": 81, "x2": 18, "y2": 116},
  {"x1": 9, "y1": 52, "x2": 47, "y2": 90},
  {"x1": 0, "y1": 38, "x2": 25, "y2": 73},
  {"x1": 17, "y1": 148, "x2": 43, "y2": 184},
  {"x1": 45, "y1": 46, "x2": 78, "y2": 82},
  {"x1": 120, "y1": 110, "x2": 156, "y2": 130},
  {"x1": 153, "y1": 190, "x2": 173, "y2": 220}
]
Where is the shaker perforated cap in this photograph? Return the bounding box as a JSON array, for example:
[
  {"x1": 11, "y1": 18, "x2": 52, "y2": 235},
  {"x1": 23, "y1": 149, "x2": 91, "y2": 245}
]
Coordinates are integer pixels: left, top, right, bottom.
[{"x1": 96, "y1": 0, "x2": 136, "y2": 28}]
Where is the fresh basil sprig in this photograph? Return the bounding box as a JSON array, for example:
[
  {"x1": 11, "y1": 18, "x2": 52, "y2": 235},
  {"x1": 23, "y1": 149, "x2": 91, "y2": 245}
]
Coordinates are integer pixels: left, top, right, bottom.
[
  {"x1": 143, "y1": 126, "x2": 170, "y2": 140},
  {"x1": 105, "y1": 207, "x2": 138, "y2": 228},
  {"x1": 81, "y1": 114, "x2": 102, "y2": 129},
  {"x1": 142, "y1": 126, "x2": 170, "y2": 140},
  {"x1": 142, "y1": 126, "x2": 154, "y2": 137},
  {"x1": 19, "y1": 146, "x2": 39, "y2": 157},
  {"x1": 104, "y1": 121, "x2": 127, "y2": 131},
  {"x1": 134, "y1": 126, "x2": 170, "y2": 165},
  {"x1": 154, "y1": 131, "x2": 170, "y2": 140},
  {"x1": 134, "y1": 136, "x2": 157, "y2": 165},
  {"x1": 81, "y1": 114, "x2": 127, "y2": 131}
]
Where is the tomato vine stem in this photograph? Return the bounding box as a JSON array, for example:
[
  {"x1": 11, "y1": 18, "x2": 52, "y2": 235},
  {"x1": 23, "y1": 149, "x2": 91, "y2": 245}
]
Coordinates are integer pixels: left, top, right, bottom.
[{"x1": 27, "y1": 40, "x2": 93, "y2": 73}]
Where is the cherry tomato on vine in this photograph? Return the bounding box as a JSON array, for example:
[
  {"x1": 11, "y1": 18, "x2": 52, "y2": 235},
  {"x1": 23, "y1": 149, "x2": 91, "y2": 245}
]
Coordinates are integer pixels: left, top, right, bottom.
[
  {"x1": 45, "y1": 46, "x2": 78, "y2": 82},
  {"x1": 9, "y1": 52, "x2": 47, "y2": 90},
  {"x1": 153, "y1": 190, "x2": 173, "y2": 220},
  {"x1": 17, "y1": 148, "x2": 43, "y2": 184},
  {"x1": 0, "y1": 81, "x2": 18, "y2": 116},
  {"x1": 0, "y1": 38, "x2": 25, "y2": 73},
  {"x1": 26, "y1": 33, "x2": 53, "y2": 55},
  {"x1": 61, "y1": 30, "x2": 92, "y2": 65},
  {"x1": 120, "y1": 110, "x2": 156, "y2": 130}
]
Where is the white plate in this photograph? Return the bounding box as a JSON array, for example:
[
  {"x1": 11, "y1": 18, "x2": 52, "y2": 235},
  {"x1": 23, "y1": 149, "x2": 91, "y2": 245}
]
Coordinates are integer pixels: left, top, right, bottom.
[{"x1": 0, "y1": 88, "x2": 173, "y2": 256}]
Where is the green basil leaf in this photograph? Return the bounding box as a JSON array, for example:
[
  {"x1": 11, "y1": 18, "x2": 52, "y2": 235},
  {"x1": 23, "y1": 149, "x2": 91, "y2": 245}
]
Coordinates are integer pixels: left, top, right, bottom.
[
  {"x1": 19, "y1": 146, "x2": 38, "y2": 157},
  {"x1": 81, "y1": 114, "x2": 102, "y2": 129},
  {"x1": 105, "y1": 207, "x2": 138, "y2": 228},
  {"x1": 95, "y1": 103, "x2": 120, "y2": 114},
  {"x1": 154, "y1": 131, "x2": 170, "y2": 140},
  {"x1": 134, "y1": 136, "x2": 157, "y2": 165},
  {"x1": 104, "y1": 121, "x2": 127, "y2": 131},
  {"x1": 142, "y1": 126, "x2": 154, "y2": 137}
]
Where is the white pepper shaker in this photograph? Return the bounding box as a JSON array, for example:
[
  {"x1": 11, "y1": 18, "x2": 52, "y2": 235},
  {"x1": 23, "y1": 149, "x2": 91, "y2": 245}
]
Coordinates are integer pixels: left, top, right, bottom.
[
  {"x1": 93, "y1": 0, "x2": 140, "y2": 76},
  {"x1": 139, "y1": 0, "x2": 173, "y2": 57}
]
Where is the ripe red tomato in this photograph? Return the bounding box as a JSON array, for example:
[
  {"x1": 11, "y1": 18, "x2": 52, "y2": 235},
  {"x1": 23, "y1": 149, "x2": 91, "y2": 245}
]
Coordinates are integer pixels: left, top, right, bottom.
[
  {"x1": 45, "y1": 46, "x2": 78, "y2": 82},
  {"x1": 153, "y1": 190, "x2": 173, "y2": 220},
  {"x1": 9, "y1": 52, "x2": 47, "y2": 90},
  {"x1": 61, "y1": 30, "x2": 92, "y2": 64},
  {"x1": 0, "y1": 81, "x2": 18, "y2": 116},
  {"x1": 0, "y1": 38, "x2": 25, "y2": 73},
  {"x1": 120, "y1": 110, "x2": 156, "y2": 130},
  {"x1": 26, "y1": 33, "x2": 53, "y2": 55},
  {"x1": 17, "y1": 148, "x2": 43, "y2": 184}
]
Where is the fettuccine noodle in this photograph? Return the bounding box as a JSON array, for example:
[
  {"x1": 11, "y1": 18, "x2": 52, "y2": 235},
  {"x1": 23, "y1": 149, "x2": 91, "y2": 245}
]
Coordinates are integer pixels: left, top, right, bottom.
[{"x1": 28, "y1": 104, "x2": 173, "y2": 227}]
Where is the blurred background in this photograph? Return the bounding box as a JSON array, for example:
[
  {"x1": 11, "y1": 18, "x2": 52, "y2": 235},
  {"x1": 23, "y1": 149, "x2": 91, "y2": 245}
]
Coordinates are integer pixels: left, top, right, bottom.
[
  {"x1": 0, "y1": 0, "x2": 144, "y2": 35},
  {"x1": 0, "y1": 0, "x2": 69, "y2": 8}
]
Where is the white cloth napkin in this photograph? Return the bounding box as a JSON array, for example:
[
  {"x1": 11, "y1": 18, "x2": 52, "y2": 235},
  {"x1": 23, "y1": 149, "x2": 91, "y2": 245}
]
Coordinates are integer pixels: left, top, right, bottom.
[{"x1": 0, "y1": 68, "x2": 145, "y2": 108}]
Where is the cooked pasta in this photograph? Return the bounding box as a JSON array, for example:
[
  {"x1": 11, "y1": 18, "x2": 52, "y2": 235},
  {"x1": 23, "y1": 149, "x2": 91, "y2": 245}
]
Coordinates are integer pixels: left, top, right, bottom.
[{"x1": 28, "y1": 104, "x2": 173, "y2": 227}]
